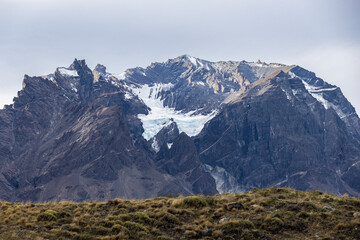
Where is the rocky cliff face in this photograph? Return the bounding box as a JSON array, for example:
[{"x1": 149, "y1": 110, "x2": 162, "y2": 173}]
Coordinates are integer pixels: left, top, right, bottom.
[
  {"x1": 0, "y1": 59, "x2": 216, "y2": 202},
  {"x1": 0, "y1": 56, "x2": 359, "y2": 202},
  {"x1": 195, "y1": 69, "x2": 360, "y2": 196}
]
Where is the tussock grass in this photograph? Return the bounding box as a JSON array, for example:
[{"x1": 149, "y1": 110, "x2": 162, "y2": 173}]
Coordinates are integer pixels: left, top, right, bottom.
[{"x1": 0, "y1": 187, "x2": 359, "y2": 239}]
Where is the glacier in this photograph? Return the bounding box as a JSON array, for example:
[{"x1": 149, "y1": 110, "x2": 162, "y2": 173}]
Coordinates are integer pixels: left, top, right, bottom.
[{"x1": 128, "y1": 83, "x2": 217, "y2": 141}]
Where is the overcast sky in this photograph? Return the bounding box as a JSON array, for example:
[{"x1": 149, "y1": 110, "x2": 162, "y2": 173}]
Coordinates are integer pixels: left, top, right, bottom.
[{"x1": 1, "y1": 0, "x2": 359, "y2": 113}]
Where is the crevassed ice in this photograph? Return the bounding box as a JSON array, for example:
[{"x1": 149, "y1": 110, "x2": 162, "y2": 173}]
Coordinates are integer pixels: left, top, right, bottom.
[
  {"x1": 58, "y1": 68, "x2": 79, "y2": 77},
  {"x1": 129, "y1": 83, "x2": 217, "y2": 140}
]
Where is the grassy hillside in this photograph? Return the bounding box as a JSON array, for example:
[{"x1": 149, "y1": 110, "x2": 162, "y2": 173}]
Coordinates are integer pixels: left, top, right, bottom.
[{"x1": 0, "y1": 187, "x2": 359, "y2": 240}]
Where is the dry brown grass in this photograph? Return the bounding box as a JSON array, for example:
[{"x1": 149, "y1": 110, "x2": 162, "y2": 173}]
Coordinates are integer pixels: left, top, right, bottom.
[{"x1": 0, "y1": 187, "x2": 359, "y2": 239}]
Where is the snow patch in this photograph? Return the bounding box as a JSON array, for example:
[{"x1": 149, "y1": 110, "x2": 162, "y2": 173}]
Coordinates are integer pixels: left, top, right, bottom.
[
  {"x1": 129, "y1": 83, "x2": 217, "y2": 140},
  {"x1": 290, "y1": 171, "x2": 307, "y2": 178},
  {"x1": 110, "y1": 79, "x2": 121, "y2": 87},
  {"x1": 288, "y1": 71, "x2": 296, "y2": 79},
  {"x1": 41, "y1": 74, "x2": 54, "y2": 81},
  {"x1": 275, "y1": 171, "x2": 307, "y2": 186},
  {"x1": 203, "y1": 164, "x2": 244, "y2": 193},
  {"x1": 309, "y1": 87, "x2": 338, "y2": 93},
  {"x1": 249, "y1": 62, "x2": 285, "y2": 68},
  {"x1": 124, "y1": 92, "x2": 133, "y2": 99},
  {"x1": 289, "y1": 70, "x2": 346, "y2": 118},
  {"x1": 302, "y1": 81, "x2": 331, "y2": 109},
  {"x1": 151, "y1": 137, "x2": 160, "y2": 152},
  {"x1": 249, "y1": 62, "x2": 264, "y2": 68},
  {"x1": 291, "y1": 89, "x2": 301, "y2": 96},
  {"x1": 167, "y1": 142, "x2": 173, "y2": 149},
  {"x1": 281, "y1": 88, "x2": 292, "y2": 101},
  {"x1": 187, "y1": 55, "x2": 203, "y2": 68},
  {"x1": 70, "y1": 83, "x2": 78, "y2": 92},
  {"x1": 300, "y1": 79, "x2": 338, "y2": 110},
  {"x1": 115, "y1": 72, "x2": 126, "y2": 80},
  {"x1": 275, "y1": 176, "x2": 288, "y2": 186},
  {"x1": 58, "y1": 68, "x2": 79, "y2": 77},
  {"x1": 187, "y1": 55, "x2": 198, "y2": 66}
]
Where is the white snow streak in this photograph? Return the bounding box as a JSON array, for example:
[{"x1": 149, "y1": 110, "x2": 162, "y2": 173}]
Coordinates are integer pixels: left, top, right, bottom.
[
  {"x1": 151, "y1": 137, "x2": 160, "y2": 153},
  {"x1": 309, "y1": 87, "x2": 338, "y2": 93},
  {"x1": 58, "y1": 68, "x2": 79, "y2": 77},
  {"x1": 124, "y1": 92, "x2": 133, "y2": 99},
  {"x1": 186, "y1": 55, "x2": 204, "y2": 68},
  {"x1": 275, "y1": 176, "x2": 288, "y2": 186},
  {"x1": 117, "y1": 72, "x2": 127, "y2": 80},
  {"x1": 281, "y1": 88, "x2": 292, "y2": 101},
  {"x1": 289, "y1": 71, "x2": 346, "y2": 118},
  {"x1": 70, "y1": 83, "x2": 78, "y2": 92},
  {"x1": 302, "y1": 80, "x2": 331, "y2": 109}
]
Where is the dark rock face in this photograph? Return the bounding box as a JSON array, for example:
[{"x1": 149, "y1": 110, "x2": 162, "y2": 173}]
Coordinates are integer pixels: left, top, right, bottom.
[
  {"x1": 0, "y1": 59, "x2": 216, "y2": 202},
  {"x1": 155, "y1": 132, "x2": 217, "y2": 196},
  {"x1": 123, "y1": 55, "x2": 289, "y2": 114},
  {"x1": 149, "y1": 121, "x2": 179, "y2": 153},
  {"x1": 290, "y1": 66, "x2": 360, "y2": 141},
  {"x1": 195, "y1": 70, "x2": 360, "y2": 196},
  {"x1": 0, "y1": 56, "x2": 360, "y2": 202}
]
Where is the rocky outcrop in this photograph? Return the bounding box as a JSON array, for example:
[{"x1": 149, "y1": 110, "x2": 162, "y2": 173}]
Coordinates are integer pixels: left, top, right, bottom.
[
  {"x1": 155, "y1": 132, "x2": 217, "y2": 196},
  {"x1": 149, "y1": 121, "x2": 179, "y2": 152}
]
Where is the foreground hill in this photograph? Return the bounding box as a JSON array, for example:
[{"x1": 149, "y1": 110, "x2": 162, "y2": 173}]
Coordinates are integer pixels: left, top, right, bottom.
[{"x1": 0, "y1": 188, "x2": 359, "y2": 239}]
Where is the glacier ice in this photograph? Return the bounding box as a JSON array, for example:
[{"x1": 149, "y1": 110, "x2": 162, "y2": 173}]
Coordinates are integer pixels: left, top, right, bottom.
[{"x1": 128, "y1": 83, "x2": 217, "y2": 140}]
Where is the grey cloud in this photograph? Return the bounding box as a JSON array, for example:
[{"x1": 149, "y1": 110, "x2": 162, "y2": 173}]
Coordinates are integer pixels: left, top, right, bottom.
[{"x1": 0, "y1": 0, "x2": 359, "y2": 113}]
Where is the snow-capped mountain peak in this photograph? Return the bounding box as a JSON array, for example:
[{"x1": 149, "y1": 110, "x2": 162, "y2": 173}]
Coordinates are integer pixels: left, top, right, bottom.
[{"x1": 3, "y1": 56, "x2": 359, "y2": 202}]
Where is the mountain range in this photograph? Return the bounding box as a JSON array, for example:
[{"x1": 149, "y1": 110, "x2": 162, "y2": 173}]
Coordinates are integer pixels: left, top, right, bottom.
[{"x1": 0, "y1": 55, "x2": 359, "y2": 202}]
